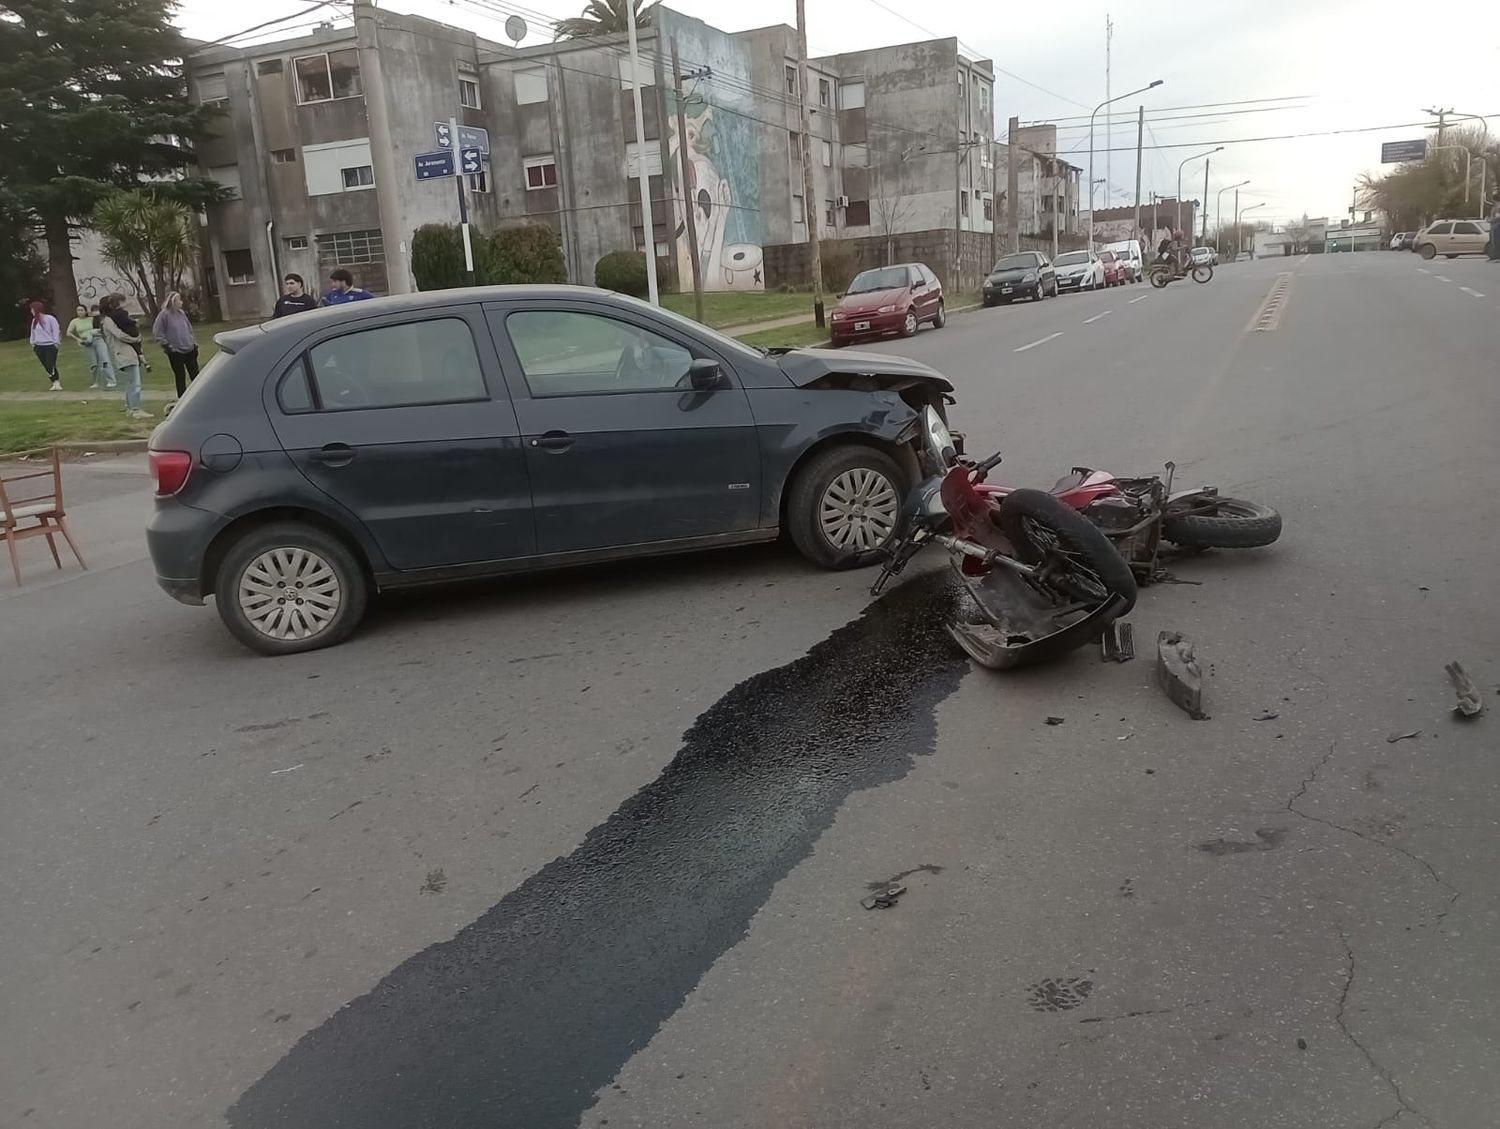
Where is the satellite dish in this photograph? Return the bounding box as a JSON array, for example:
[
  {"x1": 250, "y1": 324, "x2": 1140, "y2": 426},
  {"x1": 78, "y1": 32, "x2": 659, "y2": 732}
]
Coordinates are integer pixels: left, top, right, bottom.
[{"x1": 504, "y1": 15, "x2": 527, "y2": 44}]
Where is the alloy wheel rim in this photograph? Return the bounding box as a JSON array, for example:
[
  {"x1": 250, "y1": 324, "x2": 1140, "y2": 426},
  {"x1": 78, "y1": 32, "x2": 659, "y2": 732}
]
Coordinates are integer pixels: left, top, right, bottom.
[
  {"x1": 239, "y1": 547, "x2": 341, "y2": 640},
  {"x1": 905, "y1": 312, "x2": 918, "y2": 334},
  {"x1": 820, "y1": 468, "x2": 899, "y2": 552}
]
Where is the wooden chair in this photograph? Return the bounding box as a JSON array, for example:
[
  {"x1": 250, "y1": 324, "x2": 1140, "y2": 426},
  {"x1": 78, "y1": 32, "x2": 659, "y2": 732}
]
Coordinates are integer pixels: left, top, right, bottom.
[{"x1": 0, "y1": 447, "x2": 88, "y2": 585}]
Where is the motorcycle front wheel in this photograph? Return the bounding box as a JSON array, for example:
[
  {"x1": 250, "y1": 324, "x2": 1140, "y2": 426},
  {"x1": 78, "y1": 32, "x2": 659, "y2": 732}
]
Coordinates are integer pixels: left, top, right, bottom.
[
  {"x1": 997, "y1": 489, "x2": 1138, "y2": 613},
  {"x1": 1162, "y1": 496, "x2": 1281, "y2": 548},
  {"x1": 1191, "y1": 264, "x2": 1214, "y2": 283}
]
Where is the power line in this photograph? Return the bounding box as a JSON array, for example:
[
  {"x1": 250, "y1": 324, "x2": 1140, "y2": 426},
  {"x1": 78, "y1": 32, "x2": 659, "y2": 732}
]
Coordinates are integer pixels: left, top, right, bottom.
[
  {"x1": 1028, "y1": 94, "x2": 1312, "y2": 125},
  {"x1": 199, "y1": 0, "x2": 350, "y2": 49}
]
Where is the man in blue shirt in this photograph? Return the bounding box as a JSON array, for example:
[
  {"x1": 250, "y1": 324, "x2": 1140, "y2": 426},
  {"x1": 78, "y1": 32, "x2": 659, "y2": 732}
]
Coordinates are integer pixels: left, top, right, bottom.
[{"x1": 319, "y1": 268, "x2": 375, "y2": 306}]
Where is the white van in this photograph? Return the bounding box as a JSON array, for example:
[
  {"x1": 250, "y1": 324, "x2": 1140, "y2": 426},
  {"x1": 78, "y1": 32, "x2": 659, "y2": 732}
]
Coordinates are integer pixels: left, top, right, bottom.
[{"x1": 1104, "y1": 239, "x2": 1144, "y2": 282}]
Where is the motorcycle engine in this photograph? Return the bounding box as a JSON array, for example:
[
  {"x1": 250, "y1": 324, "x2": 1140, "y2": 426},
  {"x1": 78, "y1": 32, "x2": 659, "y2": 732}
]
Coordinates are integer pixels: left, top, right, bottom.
[{"x1": 1082, "y1": 494, "x2": 1147, "y2": 532}]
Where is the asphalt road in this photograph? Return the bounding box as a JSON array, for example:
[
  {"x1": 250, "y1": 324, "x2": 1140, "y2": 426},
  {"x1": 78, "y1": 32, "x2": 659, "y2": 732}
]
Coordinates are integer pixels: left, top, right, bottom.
[{"x1": 4, "y1": 250, "x2": 1499, "y2": 1129}]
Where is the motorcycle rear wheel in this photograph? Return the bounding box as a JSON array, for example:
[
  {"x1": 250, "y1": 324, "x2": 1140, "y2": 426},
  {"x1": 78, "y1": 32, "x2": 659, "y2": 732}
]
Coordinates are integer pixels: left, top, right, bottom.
[
  {"x1": 1148, "y1": 267, "x2": 1171, "y2": 288},
  {"x1": 1162, "y1": 496, "x2": 1282, "y2": 548},
  {"x1": 997, "y1": 489, "x2": 1137, "y2": 614}
]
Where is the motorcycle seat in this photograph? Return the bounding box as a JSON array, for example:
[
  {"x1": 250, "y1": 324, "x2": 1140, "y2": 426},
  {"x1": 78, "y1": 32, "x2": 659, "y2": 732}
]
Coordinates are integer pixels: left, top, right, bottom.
[{"x1": 1050, "y1": 471, "x2": 1088, "y2": 494}]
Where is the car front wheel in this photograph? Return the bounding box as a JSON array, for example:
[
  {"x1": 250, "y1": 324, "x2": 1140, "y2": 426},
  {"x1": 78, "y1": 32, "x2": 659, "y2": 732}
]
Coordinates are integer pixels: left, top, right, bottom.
[
  {"x1": 932, "y1": 301, "x2": 946, "y2": 328},
  {"x1": 786, "y1": 445, "x2": 906, "y2": 569},
  {"x1": 214, "y1": 522, "x2": 369, "y2": 655},
  {"x1": 901, "y1": 309, "x2": 919, "y2": 337}
]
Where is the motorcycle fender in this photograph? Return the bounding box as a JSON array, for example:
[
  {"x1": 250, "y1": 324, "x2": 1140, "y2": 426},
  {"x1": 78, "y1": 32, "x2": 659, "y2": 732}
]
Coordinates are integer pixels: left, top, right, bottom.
[{"x1": 1167, "y1": 486, "x2": 1219, "y2": 505}]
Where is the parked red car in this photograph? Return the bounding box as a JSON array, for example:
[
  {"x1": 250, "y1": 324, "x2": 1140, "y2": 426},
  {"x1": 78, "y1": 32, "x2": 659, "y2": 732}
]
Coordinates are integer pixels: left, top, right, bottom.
[
  {"x1": 830, "y1": 262, "x2": 946, "y2": 346},
  {"x1": 1099, "y1": 249, "x2": 1125, "y2": 287}
]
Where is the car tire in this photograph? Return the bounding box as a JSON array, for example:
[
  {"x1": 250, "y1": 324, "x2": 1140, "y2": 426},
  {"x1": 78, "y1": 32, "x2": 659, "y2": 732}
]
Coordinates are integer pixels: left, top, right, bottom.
[
  {"x1": 982, "y1": 296, "x2": 994, "y2": 308},
  {"x1": 1445, "y1": 253, "x2": 1458, "y2": 259},
  {"x1": 1419, "y1": 244, "x2": 1436, "y2": 259},
  {"x1": 786, "y1": 445, "x2": 907, "y2": 570},
  {"x1": 932, "y1": 301, "x2": 946, "y2": 328},
  {"x1": 901, "y1": 309, "x2": 919, "y2": 337},
  {"x1": 214, "y1": 521, "x2": 369, "y2": 656}
]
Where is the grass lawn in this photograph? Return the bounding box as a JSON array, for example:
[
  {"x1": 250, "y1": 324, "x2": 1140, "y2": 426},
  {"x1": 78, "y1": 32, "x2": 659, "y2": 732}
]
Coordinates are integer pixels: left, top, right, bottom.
[
  {"x1": 0, "y1": 400, "x2": 156, "y2": 454},
  {"x1": 735, "y1": 322, "x2": 832, "y2": 350},
  {"x1": 660, "y1": 290, "x2": 815, "y2": 329}
]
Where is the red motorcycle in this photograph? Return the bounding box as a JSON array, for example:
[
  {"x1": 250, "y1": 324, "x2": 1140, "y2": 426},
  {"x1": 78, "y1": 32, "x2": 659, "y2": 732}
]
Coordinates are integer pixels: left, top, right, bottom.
[{"x1": 873, "y1": 409, "x2": 1281, "y2": 668}]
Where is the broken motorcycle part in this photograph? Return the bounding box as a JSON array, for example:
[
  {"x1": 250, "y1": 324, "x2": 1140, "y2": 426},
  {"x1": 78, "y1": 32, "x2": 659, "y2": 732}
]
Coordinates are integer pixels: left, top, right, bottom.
[
  {"x1": 861, "y1": 882, "x2": 906, "y2": 910},
  {"x1": 1102, "y1": 620, "x2": 1135, "y2": 663},
  {"x1": 1445, "y1": 662, "x2": 1483, "y2": 718},
  {"x1": 1157, "y1": 631, "x2": 1206, "y2": 719}
]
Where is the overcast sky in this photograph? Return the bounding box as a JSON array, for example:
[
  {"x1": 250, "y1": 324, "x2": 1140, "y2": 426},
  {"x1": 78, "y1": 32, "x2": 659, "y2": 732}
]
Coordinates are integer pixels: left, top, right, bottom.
[{"x1": 177, "y1": 0, "x2": 1499, "y2": 227}]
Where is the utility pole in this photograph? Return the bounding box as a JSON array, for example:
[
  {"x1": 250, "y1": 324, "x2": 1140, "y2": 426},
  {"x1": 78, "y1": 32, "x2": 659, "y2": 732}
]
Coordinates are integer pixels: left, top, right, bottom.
[
  {"x1": 669, "y1": 38, "x2": 703, "y2": 323},
  {"x1": 1232, "y1": 187, "x2": 1237, "y2": 259},
  {"x1": 1006, "y1": 115, "x2": 1020, "y2": 256},
  {"x1": 1201, "y1": 158, "x2": 1211, "y2": 244},
  {"x1": 1052, "y1": 161, "x2": 1059, "y2": 261},
  {"x1": 448, "y1": 115, "x2": 475, "y2": 286},
  {"x1": 1423, "y1": 106, "x2": 1450, "y2": 146},
  {"x1": 624, "y1": 7, "x2": 658, "y2": 304},
  {"x1": 1104, "y1": 14, "x2": 1113, "y2": 200},
  {"x1": 987, "y1": 139, "x2": 996, "y2": 269},
  {"x1": 352, "y1": 0, "x2": 410, "y2": 293},
  {"x1": 794, "y1": 0, "x2": 824, "y2": 326},
  {"x1": 1133, "y1": 104, "x2": 1143, "y2": 247}
]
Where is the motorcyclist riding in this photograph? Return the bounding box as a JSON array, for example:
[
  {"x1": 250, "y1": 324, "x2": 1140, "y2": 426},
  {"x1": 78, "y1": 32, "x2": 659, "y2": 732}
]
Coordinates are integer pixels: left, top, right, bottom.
[{"x1": 1156, "y1": 229, "x2": 1190, "y2": 275}]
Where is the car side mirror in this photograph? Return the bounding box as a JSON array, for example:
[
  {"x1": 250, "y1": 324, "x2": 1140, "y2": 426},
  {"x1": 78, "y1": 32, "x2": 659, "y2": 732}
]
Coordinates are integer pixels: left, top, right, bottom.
[{"x1": 688, "y1": 357, "x2": 724, "y2": 390}]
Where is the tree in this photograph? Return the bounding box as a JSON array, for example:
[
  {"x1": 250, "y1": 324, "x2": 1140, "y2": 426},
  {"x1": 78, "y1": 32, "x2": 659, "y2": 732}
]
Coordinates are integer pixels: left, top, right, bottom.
[
  {"x1": 0, "y1": 195, "x2": 48, "y2": 339},
  {"x1": 91, "y1": 190, "x2": 195, "y2": 316},
  {"x1": 1359, "y1": 126, "x2": 1499, "y2": 229},
  {"x1": 0, "y1": 0, "x2": 226, "y2": 311},
  {"x1": 869, "y1": 168, "x2": 916, "y2": 266},
  {"x1": 555, "y1": 0, "x2": 657, "y2": 38}
]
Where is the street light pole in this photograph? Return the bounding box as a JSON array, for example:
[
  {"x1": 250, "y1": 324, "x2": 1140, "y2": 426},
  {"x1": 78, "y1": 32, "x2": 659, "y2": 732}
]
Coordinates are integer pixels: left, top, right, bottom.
[
  {"x1": 1239, "y1": 202, "x2": 1265, "y2": 259},
  {"x1": 1089, "y1": 79, "x2": 1162, "y2": 250},
  {"x1": 1176, "y1": 145, "x2": 1223, "y2": 235},
  {"x1": 1215, "y1": 179, "x2": 1248, "y2": 254}
]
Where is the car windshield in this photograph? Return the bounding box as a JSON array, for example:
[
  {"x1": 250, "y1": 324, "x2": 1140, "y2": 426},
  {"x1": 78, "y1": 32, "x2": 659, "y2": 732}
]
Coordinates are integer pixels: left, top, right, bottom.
[
  {"x1": 846, "y1": 267, "x2": 911, "y2": 294},
  {"x1": 991, "y1": 255, "x2": 1034, "y2": 271},
  {"x1": 1054, "y1": 252, "x2": 1089, "y2": 266}
]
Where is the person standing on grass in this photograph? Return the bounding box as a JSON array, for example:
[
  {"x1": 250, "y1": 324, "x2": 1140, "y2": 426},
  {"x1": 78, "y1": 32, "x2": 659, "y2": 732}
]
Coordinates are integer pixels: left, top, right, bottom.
[
  {"x1": 318, "y1": 268, "x2": 374, "y2": 307},
  {"x1": 152, "y1": 291, "x2": 199, "y2": 397},
  {"x1": 29, "y1": 300, "x2": 62, "y2": 391},
  {"x1": 273, "y1": 273, "x2": 321, "y2": 317},
  {"x1": 86, "y1": 304, "x2": 117, "y2": 389},
  {"x1": 100, "y1": 293, "x2": 150, "y2": 420},
  {"x1": 65, "y1": 304, "x2": 99, "y2": 384}
]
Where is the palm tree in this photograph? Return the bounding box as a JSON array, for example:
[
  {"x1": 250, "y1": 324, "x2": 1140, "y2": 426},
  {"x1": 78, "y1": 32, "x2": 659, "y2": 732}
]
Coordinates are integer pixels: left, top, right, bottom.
[{"x1": 554, "y1": 0, "x2": 657, "y2": 39}]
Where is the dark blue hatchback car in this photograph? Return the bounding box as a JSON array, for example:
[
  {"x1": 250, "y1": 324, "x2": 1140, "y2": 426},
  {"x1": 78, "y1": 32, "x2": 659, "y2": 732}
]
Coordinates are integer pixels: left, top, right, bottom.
[{"x1": 147, "y1": 286, "x2": 957, "y2": 654}]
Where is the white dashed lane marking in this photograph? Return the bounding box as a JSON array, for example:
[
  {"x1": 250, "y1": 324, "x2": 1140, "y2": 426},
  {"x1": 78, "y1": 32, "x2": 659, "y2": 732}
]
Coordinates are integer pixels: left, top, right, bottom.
[
  {"x1": 1417, "y1": 267, "x2": 1431, "y2": 274},
  {"x1": 1128, "y1": 295, "x2": 1148, "y2": 304},
  {"x1": 1460, "y1": 286, "x2": 1485, "y2": 298},
  {"x1": 1083, "y1": 311, "x2": 1113, "y2": 324},
  {"x1": 1436, "y1": 275, "x2": 1452, "y2": 282},
  {"x1": 1013, "y1": 332, "x2": 1063, "y2": 353}
]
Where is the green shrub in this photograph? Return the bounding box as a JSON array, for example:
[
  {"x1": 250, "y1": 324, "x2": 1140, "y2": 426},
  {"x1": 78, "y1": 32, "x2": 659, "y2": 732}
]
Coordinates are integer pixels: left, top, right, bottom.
[
  {"x1": 479, "y1": 223, "x2": 567, "y2": 285},
  {"x1": 410, "y1": 223, "x2": 466, "y2": 291},
  {"x1": 594, "y1": 250, "x2": 648, "y2": 297}
]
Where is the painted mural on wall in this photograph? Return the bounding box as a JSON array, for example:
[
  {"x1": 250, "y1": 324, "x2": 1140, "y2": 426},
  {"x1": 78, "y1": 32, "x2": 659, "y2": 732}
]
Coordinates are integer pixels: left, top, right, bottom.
[{"x1": 664, "y1": 24, "x2": 764, "y2": 291}]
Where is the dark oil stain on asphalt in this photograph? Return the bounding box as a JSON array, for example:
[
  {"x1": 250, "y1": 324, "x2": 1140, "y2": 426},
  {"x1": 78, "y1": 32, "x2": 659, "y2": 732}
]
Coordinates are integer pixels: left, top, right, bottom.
[{"x1": 228, "y1": 571, "x2": 967, "y2": 1129}]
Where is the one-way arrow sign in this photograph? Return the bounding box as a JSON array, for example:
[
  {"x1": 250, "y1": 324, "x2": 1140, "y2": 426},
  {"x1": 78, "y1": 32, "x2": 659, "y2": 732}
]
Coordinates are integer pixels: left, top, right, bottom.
[
  {"x1": 435, "y1": 122, "x2": 490, "y2": 155},
  {"x1": 460, "y1": 146, "x2": 483, "y2": 175}
]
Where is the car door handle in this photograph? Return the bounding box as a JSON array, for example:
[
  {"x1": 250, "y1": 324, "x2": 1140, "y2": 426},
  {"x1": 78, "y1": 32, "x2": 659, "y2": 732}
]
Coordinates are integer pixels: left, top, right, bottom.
[
  {"x1": 530, "y1": 431, "x2": 574, "y2": 452},
  {"x1": 309, "y1": 443, "x2": 355, "y2": 467}
]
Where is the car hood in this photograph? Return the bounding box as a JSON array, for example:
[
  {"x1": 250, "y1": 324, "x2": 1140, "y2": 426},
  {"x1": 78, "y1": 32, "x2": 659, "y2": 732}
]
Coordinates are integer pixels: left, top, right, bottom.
[
  {"x1": 1055, "y1": 261, "x2": 1092, "y2": 273},
  {"x1": 775, "y1": 348, "x2": 955, "y2": 394},
  {"x1": 835, "y1": 286, "x2": 910, "y2": 312},
  {"x1": 986, "y1": 268, "x2": 1033, "y2": 282}
]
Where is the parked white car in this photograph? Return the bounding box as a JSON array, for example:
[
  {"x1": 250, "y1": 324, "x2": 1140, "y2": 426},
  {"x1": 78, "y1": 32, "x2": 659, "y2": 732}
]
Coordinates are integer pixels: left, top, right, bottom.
[
  {"x1": 1053, "y1": 250, "x2": 1106, "y2": 292},
  {"x1": 1190, "y1": 246, "x2": 1214, "y2": 267},
  {"x1": 1103, "y1": 239, "x2": 1144, "y2": 282}
]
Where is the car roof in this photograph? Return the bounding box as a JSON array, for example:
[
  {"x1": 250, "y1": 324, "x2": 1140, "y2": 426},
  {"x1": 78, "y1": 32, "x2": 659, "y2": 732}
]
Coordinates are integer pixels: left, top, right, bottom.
[{"x1": 213, "y1": 284, "x2": 651, "y2": 353}]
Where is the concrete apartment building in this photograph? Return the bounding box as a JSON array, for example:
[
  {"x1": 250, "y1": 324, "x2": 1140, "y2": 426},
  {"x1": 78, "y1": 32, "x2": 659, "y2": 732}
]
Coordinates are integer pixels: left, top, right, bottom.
[
  {"x1": 995, "y1": 125, "x2": 1084, "y2": 242},
  {"x1": 186, "y1": 3, "x2": 997, "y2": 317}
]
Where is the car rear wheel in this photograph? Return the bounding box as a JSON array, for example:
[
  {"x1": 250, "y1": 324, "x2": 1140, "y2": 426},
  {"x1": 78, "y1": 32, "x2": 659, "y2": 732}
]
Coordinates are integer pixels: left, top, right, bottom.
[
  {"x1": 786, "y1": 445, "x2": 906, "y2": 569},
  {"x1": 932, "y1": 301, "x2": 947, "y2": 328},
  {"x1": 901, "y1": 309, "x2": 919, "y2": 337},
  {"x1": 214, "y1": 522, "x2": 368, "y2": 655}
]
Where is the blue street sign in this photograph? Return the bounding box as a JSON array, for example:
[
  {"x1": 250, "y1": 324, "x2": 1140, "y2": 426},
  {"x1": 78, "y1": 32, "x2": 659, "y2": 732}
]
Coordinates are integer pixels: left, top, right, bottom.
[
  {"x1": 1381, "y1": 139, "x2": 1426, "y2": 164},
  {"x1": 460, "y1": 146, "x2": 483, "y2": 175},
  {"x1": 434, "y1": 122, "x2": 490, "y2": 156},
  {"x1": 414, "y1": 150, "x2": 455, "y2": 180}
]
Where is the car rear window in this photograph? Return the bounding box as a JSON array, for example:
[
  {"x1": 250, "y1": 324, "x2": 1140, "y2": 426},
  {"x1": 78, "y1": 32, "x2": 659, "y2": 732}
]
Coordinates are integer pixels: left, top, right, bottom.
[{"x1": 304, "y1": 318, "x2": 487, "y2": 411}]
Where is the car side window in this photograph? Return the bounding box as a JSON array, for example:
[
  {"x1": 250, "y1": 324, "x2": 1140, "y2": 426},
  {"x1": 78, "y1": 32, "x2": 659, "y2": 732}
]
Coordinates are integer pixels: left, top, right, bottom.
[
  {"x1": 1428, "y1": 222, "x2": 1453, "y2": 235},
  {"x1": 506, "y1": 310, "x2": 695, "y2": 397},
  {"x1": 1454, "y1": 222, "x2": 1480, "y2": 235},
  {"x1": 909, "y1": 267, "x2": 924, "y2": 288},
  {"x1": 278, "y1": 361, "x2": 313, "y2": 413},
  {"x1": 305, "y1": 318, "x2": 487, "y2": 411}
]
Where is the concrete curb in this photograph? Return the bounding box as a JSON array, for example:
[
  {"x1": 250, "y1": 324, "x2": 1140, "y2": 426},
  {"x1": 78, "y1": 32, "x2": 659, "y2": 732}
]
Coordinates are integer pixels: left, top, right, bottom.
[{"x1": 53, "y1": 439, "x2": 150, "y2": 455}]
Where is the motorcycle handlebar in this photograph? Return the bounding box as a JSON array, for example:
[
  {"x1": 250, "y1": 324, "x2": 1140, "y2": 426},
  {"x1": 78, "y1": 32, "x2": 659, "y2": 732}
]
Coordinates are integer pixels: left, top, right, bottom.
[{"x1": 969, "y1": 450, "x2": 1004, "y2": 481}]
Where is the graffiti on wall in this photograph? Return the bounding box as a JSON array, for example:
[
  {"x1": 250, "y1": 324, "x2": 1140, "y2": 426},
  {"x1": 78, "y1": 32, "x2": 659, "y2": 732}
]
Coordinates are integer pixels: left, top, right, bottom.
[{"x1": 665, "y1": 27, "x2": 764, "y2": 291}]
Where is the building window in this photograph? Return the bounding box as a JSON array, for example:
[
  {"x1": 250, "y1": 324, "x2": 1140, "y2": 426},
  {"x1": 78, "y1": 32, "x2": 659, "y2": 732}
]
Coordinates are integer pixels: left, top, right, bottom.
[
  {"x1": 294, "y1": 49, "x2": 362, "y2": 104},
  {"x1": 340, "y1": 165, "x2": 374, "y2": 189},
  {"x1": 467, "y1": 162, "x2": 490, "y2": 194},
  {"x1": 980, "y1": 85, "x2": 989, "y2": 112},
  {"x1": 524, "y1": 154, "x2": 557, "y2": 190},
  {"x1": 824, "y1": 199, "x2": 836, "y2": 227},
  {"x1": 459, "y1": 76, "x2": 481, "y2": 109},
  {"x1": 303, "y1": 138, "x2": 373, "y2": 196},
  {"x1": 839, "y1": 81, "x2": 865, "y2": 109},
  {"x1": 224, "y1": 249, "x2": 255, "y2": 285},
  {"x1": 256, "y1": 59, "x2": 283, "y2": 76},
  {"x1": 843, "y1": 144, "x2": 868, "y2": 167},
  {"x1": 818, "y1": 78, "x2": 830, "y2": 107},
  {"x1": 785, "y1": 65, "x2": 797, "y2": 95},
  {"x1": 792, "y1": 193, "x2": 805, "y2": 223},
  {"x1": 514, "y1": 68, "x2": 548, "y2": 104},
  {"x1": 821, "y1": 140, "x2": 833, "y2": 167},
  {"x1": 789, "y1": 130, "x2": 801, "y2": 161},
  {"x1": 315, "y1": 228, "x2": 384, "y2": 266},
  {"x1": 196, "y1": 71, "x2": 228, "y2": 107},
  {"x1": 845, "y1": 199, "x2": 870, "y2": 226},
  {"x1": 208, "y1": 164, "x2": 241, "y2": 198},
  {"x1": 271, "y1": 148, "x2": 297, "y2": 164},
  {"x1": 958, "y1": 74, "x2": 965, "y2": 98},
  {"x1": 285, "y1": 235, "x2": 309, "y2": 250},
  {"x1": 982, "y1": 195, "x2": 993, "y2": 221}
]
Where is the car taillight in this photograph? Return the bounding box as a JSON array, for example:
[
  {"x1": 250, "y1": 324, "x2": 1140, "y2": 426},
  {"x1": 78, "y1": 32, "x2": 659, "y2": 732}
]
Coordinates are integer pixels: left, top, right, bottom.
[{"x1": 150, "y1": 449, "x2": 193, "y2": 496}]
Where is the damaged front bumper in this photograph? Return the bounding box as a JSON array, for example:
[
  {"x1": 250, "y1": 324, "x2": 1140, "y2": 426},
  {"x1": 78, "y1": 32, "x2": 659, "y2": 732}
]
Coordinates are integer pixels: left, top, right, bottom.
[{"x1": 946, "y1": 562, "x2": 1130, "y2": 670}]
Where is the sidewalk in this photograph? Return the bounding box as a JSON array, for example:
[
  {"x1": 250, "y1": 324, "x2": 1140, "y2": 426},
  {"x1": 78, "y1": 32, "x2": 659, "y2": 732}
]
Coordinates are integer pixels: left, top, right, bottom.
[{"x1": 1, "y1": 389, "x2": 174, "y2": 402}]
